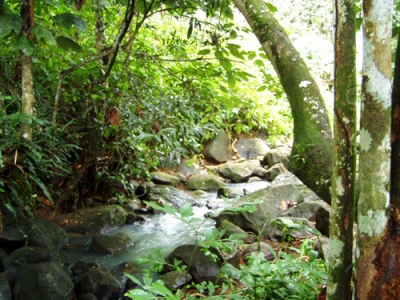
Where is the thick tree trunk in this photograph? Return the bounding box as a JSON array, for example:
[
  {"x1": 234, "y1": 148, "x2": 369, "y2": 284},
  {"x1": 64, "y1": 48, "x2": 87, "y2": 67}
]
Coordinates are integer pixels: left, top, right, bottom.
[
  {"x1": 20, "y1": 0, "x2": 35, "y2": 141},
  {"x1": 355, "y1": 0, "x2": 394, "y2": 298},
  {"x1": 233, "y1": 0, "x2": 333, "y2": 203},
  {"x1": 327, "y1": 1, "x2": 357, "y2": 299}
]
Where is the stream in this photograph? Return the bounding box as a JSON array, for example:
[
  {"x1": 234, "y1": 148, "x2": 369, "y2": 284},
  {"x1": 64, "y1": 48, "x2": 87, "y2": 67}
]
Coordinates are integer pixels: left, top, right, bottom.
[{"x1": 62, "y1": 181, "x2": 270, "y2": 282}]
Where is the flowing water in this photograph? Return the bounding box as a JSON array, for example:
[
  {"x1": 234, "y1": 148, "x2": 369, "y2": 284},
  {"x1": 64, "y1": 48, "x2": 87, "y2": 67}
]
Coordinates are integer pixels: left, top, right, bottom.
[{"x1": 63, "y1": 181, "x2": 270, "y2": 281}]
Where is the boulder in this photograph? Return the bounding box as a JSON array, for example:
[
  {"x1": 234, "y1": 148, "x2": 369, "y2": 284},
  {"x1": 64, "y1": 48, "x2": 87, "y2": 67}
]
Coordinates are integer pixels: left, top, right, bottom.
[
  {"x1": 150, "y1": 172, "x2": 181, "y2": 187},
  {"x1": 13, "y1": 261, "x2": 74, "y2": 300},
  {"x1": 214, "y1": 184, "x2": 304, "y2": 234},
  {"x1": 263, "y1": 145, "x2": 291, "y2": 167},
  {"x1": 186, "y1": 174, "x2": 226, "y2": 191},
  {"x1": 217, "y1": 187, "x2": 243, "y2": 199},
  {"x1": 316, "y1": 205, "x2": 331, "y2": 236},
  {"x1": 75, "y1": 266, "x2": 121, "y2": 300},
  {"x1": 243, "y1": 241, "x2": 278, "y2": 261},
  {"x1": 272, "y1": 173, "x2": 321, "y2": 202},
  {"x1": 234, "y1": 138, "x2": 270, "y2": 159},
  {"x1": 54, "y1": 205, "x2": 128, "y2": 235},
  {"x1": 147, "y1": 185, "x2": 197, "y2": 209},
  {"x1": 264, "y1": 163, "x2": 289, "y2": 181},
  {"x1": 178, "y1": 159, "x2": 207, "y2": 177},
  {"x1": 89, "y1": 232, "x2": 134, "y2": 254},
  {"x1": 219, "y1": 160, "x2": 261, "y2": 183},
  {"x1": 203, "y1": 129, "x2": 230, "y2": 163},
  {"x1": 281, "y1": 200, "x2": 331, "y2": 222},
  {"x1": 2, "y1": 246, "x2": 67, "y2": 279},
  {"x1": 0, "y1": 215, "x2": 68, "y2": 251},
  {"x1": 262, "y1": 217, "x2": 316, "y2": 241},
  {"x1": 165, "y1": 244, "x2": 222, "y2": 283},
  {"x1": 161, "y1": 271, "x2": 192, "y2": 290},
  {"x1": 0, "y1": 272, "x2": 12, "y2": 300},
  {"x1": 218, "y1": 220, "x2": 256, "y2": 244}
]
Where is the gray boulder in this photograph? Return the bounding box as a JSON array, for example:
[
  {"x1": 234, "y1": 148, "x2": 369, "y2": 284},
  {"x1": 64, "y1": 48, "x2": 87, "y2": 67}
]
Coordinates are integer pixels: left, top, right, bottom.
[
  {"x1": 147, "y1": 185, "x2": 197, "y2": 209},
  {"x1": 13, "y1": 261, "x2": 74, "y2": 300},
  {"x1": 150, "y1": 172, "x2": 181, "y2": 187},
  {"x1": 272, "y1": 173, "x2": 321, "y2": 202},
  {"x1": 161, "y1": 271, "x2": 192, "y2": 290},
  {"x1": 89, "y1": 232, "x2": 134, "y2": 254},
  {"x1": 186, "y1": 174, "x2": 226, "y2": 191},
  {"x1": 165, "y1": 244, "x2": 222, "y2": 283},
  {"x1": 281, "y1": 200, "x2": 331, "y2": 222},
  {"x1": 54, "y1": 205, "x2": 128, "y2": 235},
  {"x1": 243, "y1": 241, "x2": 277, "y2": 261},
  {"x1": 218, "y1": 220, "x2": 256, "y2": 244},
  {"x1": 263, "y1": 145, "x2": 291, "y2": 167},
  {"x1": 234, "y1": 138, "x2": 270, "y2": 159},
  {"x1": 214, "y1": 184, "x2": 304, "y2": 234},
  {"x1": 75, "y1": 266, "x2": 121, "y2": 300},
  {"x1": 262, "y1": 217, "x2": 316, "y2": 241},
  {"x1": 264, "y1": 163, "x2": 289, "y2": 181},
  {"x1": 219, "y1": 160, "x2": 261, "y2": 183},
  {"x1": 203, "y1": 129, "x2": 230, "y2": 163},
  {"x1": 178, "y1": 159, "x2": 207, "y2": 177}
]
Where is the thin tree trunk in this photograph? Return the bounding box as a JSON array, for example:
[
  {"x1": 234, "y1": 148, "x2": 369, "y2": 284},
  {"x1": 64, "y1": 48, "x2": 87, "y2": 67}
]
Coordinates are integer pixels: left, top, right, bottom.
[
  {"x1": 20, "y1": 0, "x2": 35, "y2": 141},
  {"x1": 328, "y1": 0, "x2": 357, "y2": 299},
  {"x1": 355, "y1": 0, "x2": 394, "y2": 298},
  {"x1": 233, "y1": 0, "x2": 333, "y2": 203}
]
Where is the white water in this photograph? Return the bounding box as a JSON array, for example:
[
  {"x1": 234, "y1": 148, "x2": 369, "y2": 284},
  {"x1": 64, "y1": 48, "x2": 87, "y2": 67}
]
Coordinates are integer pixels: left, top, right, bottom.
[{"x1": 63, "y1": 181, "x2": 270, "y2": 280}]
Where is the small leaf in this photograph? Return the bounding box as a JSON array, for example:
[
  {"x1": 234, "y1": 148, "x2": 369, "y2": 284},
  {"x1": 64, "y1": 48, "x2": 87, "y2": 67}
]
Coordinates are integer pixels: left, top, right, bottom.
[
  {"x1": 266, "y1": 3, "x2": 278, "y2": 12},
  {"x1": 214, "y1": 50, "x2": 223, "y2": 59},
  {"x1": 198, "y1": 49, "x2": 211, "y2": 55},
  {"x1": 56, "y1": 36, "x2": 82, "y2": 52},
  {"x1": 13, "y1": 36, "x2": 35, "y2": 56},
  {"x1": 227, "y1": 73, "x2": 236, "y2": 88},
  {"x1": 254, "y1": 59, "x2": 264, "y2": 67},
  {"x1": 179, "y1": 202, "x2": 194, "y2": 218},
  {"x1": 257, "y1": 85, "x2": 268, "y2": 92},
  {"x1": 32, "y1": 24, "x2": 56, "y2": 44},
  {"x1": 219, "y1": 59, "x2": 232, "y2": 71},
  {"x1": 227, "y1": 43, "x2": 245, "y2": 59},
  {"x1": 187, "y1": 20, "x2": 193, "y2": 39},
  {"x1": 54, "y1": 13, "x2": 86, "y2": 31}
]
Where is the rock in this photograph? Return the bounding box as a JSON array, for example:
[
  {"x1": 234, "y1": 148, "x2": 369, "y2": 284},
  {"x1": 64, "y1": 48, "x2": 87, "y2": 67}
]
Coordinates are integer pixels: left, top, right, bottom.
[
  {"x1": 125, "y1": 212, "x2": 137, "y2": 224},
  {"x1": 219, "y1": 160, "x2": 261, "y2": 183},
  {"x1": 75, "y1": 266, "x2": 121, "y2": 300},
  {"x1": 281, "y1": 200, "x2": 331, "y2": 222},
  {"x1": 203, "y1": 129, "x2": 230, "y2": 163},
  {"x1": 89, "y1": 232, "x2": 134, "y2": 254},
  {"x1": 264, "y1": 163, "x2": 289, "y2": 181},
  {"x1": 0, "y1": 215, "x2": 68, "y2": 251},
  {"x1": 77, "y1": 293, "x2": 98, "y2": 300},
  {"x1": 262, "y1": 217, "x2": 316, "y2": 241},
  {"x1": 13, "y1": 261, "x2": 74, "y2": 300},
  {"x1": 272, "y1": 173, "x2": 321, "y2": 202},
  {"x1": 161, "y1": 271, "x2": 192, "y2": 289},
  {"x1": 234, "y1": 138, "x2": 270, "y2": 159},
  {"x1": 0, "y1": 272, "x2": 12, "y2": 300},
  {"x1": 316, "y1": 205, "x2": 331, "y2": 236},
  {"x1": 150, "y1": 172, "x2": 181, "y2": 187},
  {"x1": 263, "y1": 145, "x2": 291, "y2": 167},
  {"x1": 218, "y1": 220, "x2": 256, "y2": 244},
  {"x1": 165, "y1": 245, "x2": 222, "y2": 283},
  {"x1": 147, "y1": 185, "x2": 197, "y2": 209},
  {"x1": 214, "y1": 184, "x2": 304, "y2": 234},
  {"x1": 2, "y1": 246, "x2": 67, "y2": 279},
  {"x1": 186, "y1": 174, "x2": 226, "y2": 191},
  {"x1": 243, "y1": 241, "x2": 278, "y2": 261},
  {"x1": 217, "y1": 187, "x2": 243, "y2": 199},
  {"x1": 315, "y1": 236, "x2": 330, "y2": 260},
  {"x1": 54, "y1": 205, "x2": 128, "y2": 235},
  {"x1": 178, "y1": 159, "x2": 207, "y2": 177}
]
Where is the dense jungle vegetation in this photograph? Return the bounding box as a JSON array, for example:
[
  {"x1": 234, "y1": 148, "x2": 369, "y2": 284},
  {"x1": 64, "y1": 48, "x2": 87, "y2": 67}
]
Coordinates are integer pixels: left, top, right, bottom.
[{"x1": 0, "y1": 0, "x2": 297, "y2": 215}]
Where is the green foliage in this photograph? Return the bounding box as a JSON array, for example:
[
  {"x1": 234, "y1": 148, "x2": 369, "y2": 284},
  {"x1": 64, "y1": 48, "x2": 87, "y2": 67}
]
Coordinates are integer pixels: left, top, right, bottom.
[{"x1": 124, "y1": 200, "x2": 326, "y2": 300}]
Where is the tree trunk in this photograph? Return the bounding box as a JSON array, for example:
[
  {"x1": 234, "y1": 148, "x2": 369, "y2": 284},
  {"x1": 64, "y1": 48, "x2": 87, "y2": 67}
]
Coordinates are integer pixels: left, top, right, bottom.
[
  {"x1": 327, "y1": 1, "x2": 357, "y2": 299},
  {"x1": 233, "y1": 0, "x2": 333, "y2": 203},
  {"x1": 355, "y1": 0, "x2": 394, "y2": 298},
  {"x1": 20, "y1": 0, "x2": 35, "y2": 141}
]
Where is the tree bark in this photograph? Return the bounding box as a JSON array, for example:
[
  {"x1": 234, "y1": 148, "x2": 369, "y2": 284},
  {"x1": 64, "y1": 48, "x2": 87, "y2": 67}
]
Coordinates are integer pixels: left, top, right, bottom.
[
  {"x1": 233, "y1": 0, "x2": 333, "y2": 203},
  {"x1": 328, "y1": 1, "x2": 357, "y2": 299},
  {"x1": 20, "y1": 0, "x2": 35, "y2": 141},
  {"x1": 355, "y1": 0, "x2": 394, "y2": 298}
]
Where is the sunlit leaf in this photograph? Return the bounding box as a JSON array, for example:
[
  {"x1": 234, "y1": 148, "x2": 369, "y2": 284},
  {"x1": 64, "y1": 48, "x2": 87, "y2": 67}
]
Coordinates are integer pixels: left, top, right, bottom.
[
  {"x1": 0, "y1": 14, "x2": 22, "y2": 39},
  {"x1": 266, "y1": 3, "x2": 278, "y2": 13},
  {"x1": 257, "y1": 85, "x2": 268, "y2": 92},
  {"x1": 227, "y1": 73, "x2": 236, "y2": 88},
  {"x1": 219, "y1": 59, "x2": 232, "y2": 71},
  {"x1": 198, "y1": 49, "x2": 211, "y2": 56},
  {"x1": 179, "y1": 202, "x2": 194, "y2": 217}
]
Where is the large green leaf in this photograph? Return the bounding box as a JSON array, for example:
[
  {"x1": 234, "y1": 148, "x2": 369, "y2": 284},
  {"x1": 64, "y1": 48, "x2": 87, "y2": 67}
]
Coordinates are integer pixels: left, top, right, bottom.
[
  {"x1": 0, "y1": 14, "x2": 22, "y2": 39},
  {"x1": 227, "y1": 72, "x2": 236, "y2": 88},
  {"x1": 13, "y1": 36, "x2": 35, "y2": 56},
  {"x1": 56, "y1": 36, "x2": 82, "y2": 52},
  {"x1": 227, "y1": 43, "x2": 245, "y2": 59},
  {"x1": 54, "y1": 13, "x2": 86, "y2": 31},
  {"x1": 219, "y1": 59, "x2": 232, "y2": 71},
  {"x1": 32, "y1": 24, "x2": 57, "y2": 44}
]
